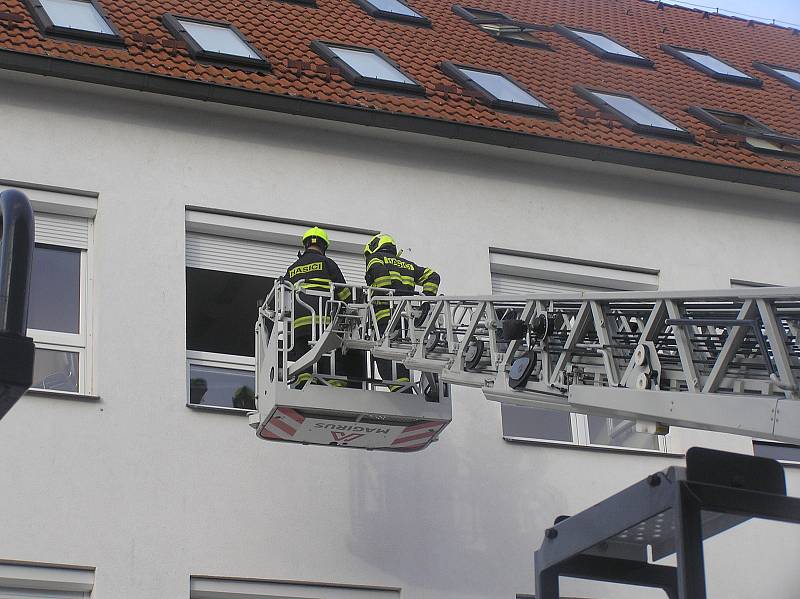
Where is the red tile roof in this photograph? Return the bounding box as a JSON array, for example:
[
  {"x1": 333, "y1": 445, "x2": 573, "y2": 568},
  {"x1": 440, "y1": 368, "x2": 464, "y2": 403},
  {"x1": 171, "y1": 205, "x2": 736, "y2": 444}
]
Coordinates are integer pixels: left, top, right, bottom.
[{"x1": 1, "y1": 0, "x2": 799, "y2": 180}]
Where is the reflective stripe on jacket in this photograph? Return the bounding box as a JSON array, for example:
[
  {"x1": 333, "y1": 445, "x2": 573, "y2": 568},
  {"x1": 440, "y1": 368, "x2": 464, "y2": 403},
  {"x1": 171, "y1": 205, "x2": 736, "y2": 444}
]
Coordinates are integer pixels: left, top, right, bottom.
[
  {"x1": 364, "y1": 251, "x2": 440, "y2": 321},
  {"x1": 285, "y1": 250, "x2": 350, "y2": 329}
]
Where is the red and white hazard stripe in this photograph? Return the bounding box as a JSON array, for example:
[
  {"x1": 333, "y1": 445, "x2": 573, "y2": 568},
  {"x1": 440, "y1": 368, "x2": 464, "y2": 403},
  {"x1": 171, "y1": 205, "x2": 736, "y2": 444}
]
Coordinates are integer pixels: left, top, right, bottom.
[
  {"x1": 259, "y1": 407, "x2": 305, "y2": 441},
  {"x1": 390, "y1": 420, "x2": 443, "y2": 450}
]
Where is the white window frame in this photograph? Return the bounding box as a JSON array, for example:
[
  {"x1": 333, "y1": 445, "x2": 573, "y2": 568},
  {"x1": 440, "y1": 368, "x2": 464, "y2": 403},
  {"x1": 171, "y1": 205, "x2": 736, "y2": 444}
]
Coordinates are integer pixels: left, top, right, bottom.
[
  {"x1": 0, "y1": 182, "x2": 97, "y2": 397},
  {"x1": 190, "y1": 576, "x2": 399, "y2": 599},
  {"x1": 184, "y1": 209, "x2": 372, "y2": 412},
  {"x1": 489, "y1": 249, "x2": 670, "y2": 454},
  {"x1": 0, "y1": 561, "x2": 93, "y2": 597},
  {"x1": 27, "y1": 247, "x2": 90, "y2": 395}
]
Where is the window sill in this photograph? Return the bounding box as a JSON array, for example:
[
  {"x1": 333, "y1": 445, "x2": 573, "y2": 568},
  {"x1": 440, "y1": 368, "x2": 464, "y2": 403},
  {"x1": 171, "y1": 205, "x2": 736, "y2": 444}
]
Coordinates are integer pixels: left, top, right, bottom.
[
  {"x1": 186, "y1": 403, "x2": 253, "y2": 416},
  {"x1": 503, "y1": 436, "x2": 683, "y2": 459},
  {"x1": 25, "y1": 388, "x2": 100, "y2": 402}
]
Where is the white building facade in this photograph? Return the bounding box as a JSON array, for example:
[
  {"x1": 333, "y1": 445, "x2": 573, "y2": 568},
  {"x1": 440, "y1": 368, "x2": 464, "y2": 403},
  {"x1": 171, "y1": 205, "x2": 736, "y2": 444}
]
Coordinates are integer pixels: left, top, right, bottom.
[{"x1": 0, "y1": 66, "x2": 799, "y2": 598}]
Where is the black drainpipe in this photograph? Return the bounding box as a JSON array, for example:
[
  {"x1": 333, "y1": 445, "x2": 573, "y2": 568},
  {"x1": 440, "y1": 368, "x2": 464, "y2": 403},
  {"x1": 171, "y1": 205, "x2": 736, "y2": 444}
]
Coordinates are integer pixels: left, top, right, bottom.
[{"x1": 0, "y1": 188, "x2": 35, "y2": 420}]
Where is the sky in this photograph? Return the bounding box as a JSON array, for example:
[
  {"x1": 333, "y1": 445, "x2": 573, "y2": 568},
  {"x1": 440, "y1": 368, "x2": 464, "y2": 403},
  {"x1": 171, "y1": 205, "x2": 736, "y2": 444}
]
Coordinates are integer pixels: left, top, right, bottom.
[{"x1": 659, "y1": 0, "x2": 800, "y2": 27}]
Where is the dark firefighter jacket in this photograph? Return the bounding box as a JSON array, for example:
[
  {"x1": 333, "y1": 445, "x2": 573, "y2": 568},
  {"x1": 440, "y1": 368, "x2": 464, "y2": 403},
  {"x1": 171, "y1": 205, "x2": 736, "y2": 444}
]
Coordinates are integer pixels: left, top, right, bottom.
[
  {"x1": 285, "y1": 250, "x2": 351, "y2": 331},
  {"x1": 365, "y1": 250, "x2": 440, "y2": 322}
]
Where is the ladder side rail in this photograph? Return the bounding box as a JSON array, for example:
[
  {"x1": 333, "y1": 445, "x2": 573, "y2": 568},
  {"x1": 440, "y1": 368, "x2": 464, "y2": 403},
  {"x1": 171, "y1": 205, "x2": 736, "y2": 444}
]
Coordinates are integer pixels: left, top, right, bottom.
[{"x1": 346, "y1": 286, "x2": 800, "y2": 303}]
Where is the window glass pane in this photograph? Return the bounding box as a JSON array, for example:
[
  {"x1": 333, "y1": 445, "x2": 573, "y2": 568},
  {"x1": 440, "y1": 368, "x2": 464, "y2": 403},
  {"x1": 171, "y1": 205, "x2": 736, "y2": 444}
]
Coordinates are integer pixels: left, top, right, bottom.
[
  {"x1": 179, "y1": 20, "x2": 260, "y2": 59},
  {"x1": 587, "y1": 415, "x2": 659, "y2": 450},
  {"x1": 775, "y1": 68, "x2": 800, "y2": 84},
  {"x1": 186, "y1": 268, "x2": 273, "y2": 357},
  {"x1": 712, "y1": 111, "x2": 760, "y2": 129},
  {"x1": 594, "y1": 93, "x2": 683, "y2": 130},
  {"x1": 459, "y1": 68, "x2": 545, "y2": 106},
  {"x1": 329, "y1": 47, "x2": 414, "y2": 84},
  {"x1": 367, "y1": 0, "x2": 421, "y2": 17},
  {"x1": 501, "y1": 404, "x2": 572, "y2": 442},
  {"x1": 678, "y1": 50, "x2": 749, "y2": 78},
  {"x1": 746, "y1": 136, "x2": 800, "y2": 155},
  {"x1": 28, "y1": 245, "x2": 81, "y2": 334},
  {"x1": 189, "y1": 364, "x2": 255, "y2": 410},
  {"x1": 39, "y1": 0, "x2": 113, "y2": 33},
  {"x1": 572, "y1": 30, "x2": 641, "y2": 58},
  {"x1": 32, "y1": 348, "x2": 79, "y2": 392},
  {"x1": 753, "y1": 441, "x2": 800, "y2": 462}
]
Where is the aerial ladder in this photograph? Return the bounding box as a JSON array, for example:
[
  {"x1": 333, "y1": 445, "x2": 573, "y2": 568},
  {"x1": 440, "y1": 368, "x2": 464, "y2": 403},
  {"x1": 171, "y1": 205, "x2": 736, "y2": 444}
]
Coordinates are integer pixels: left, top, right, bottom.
[{"x1": 249, "y1": 280, "x2": 800, "y2": 450}]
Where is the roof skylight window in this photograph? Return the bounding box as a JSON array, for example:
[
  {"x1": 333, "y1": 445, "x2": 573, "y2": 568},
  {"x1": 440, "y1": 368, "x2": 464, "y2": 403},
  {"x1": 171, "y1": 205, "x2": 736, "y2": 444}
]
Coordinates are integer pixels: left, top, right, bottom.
[
  {"x1": 162, "y1": 15, "x2": 269, "y2": 70},
  {"x1": 353, "y1": 0, "x2": 431, "y2": 26},
  {"x1": 441, "y1": 62, "x2": 557, "y2": 118},
  {"x1": 555, "y1": 25, "x2": 652, "y2": 67},
  {"x1": 662, "y1": 45, "x2": 761, "y2": 87},
  {"x1": 688, "y1": 107, "x2": 800, "y2": 159},
  {"x1": 575, "y1": 87, "x2": 691, "y2": 140},
  {"x1": 753, "y1": 63, "x2": 800, "y2": 91},
  {"x1": 452, "y1": 5, "x2": 550, "y2": 49},
  {"x1": 311, "y1": 41, "x2": 425, "y2": 95},
  {"x1": 24, "y1": 0, "x2": 123, "y2": 45}
]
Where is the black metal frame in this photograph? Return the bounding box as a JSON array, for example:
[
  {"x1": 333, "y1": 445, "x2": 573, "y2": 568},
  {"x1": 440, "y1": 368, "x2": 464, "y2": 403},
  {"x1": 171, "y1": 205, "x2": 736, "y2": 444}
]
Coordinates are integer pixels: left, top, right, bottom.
[
  {"x1": 351, "y1": 0, "x2": 431, "y2": 27},
  {"x1": 0, "y1": 189, "x2": 36, "y2": 421},
  {"x1": 688, "y1": 106, "x2": 800, "y2": 160},
  {"x1": 554, "y1": 24, "x2": 653, "y2": 67},
  {"x1": 441, "y1": 61, "x2": 558, "y2": 119},
  {"x1": 534, "y1": 448, "x2": 800, "y2": 599},
  {"x1": 451, "y1": 5, "x2": 550, "y2": 49},
  {"x1": 23, "y1": 0, "x2": 125, "y2": 47},
  {"x1": 661, "y1": 44, "x2": 762, "y2": 87},
  {"x1": 688, "y1": 106, "x2": 774, "y2": 137},
  {"x1": 311, "y1": 40, "x2": 426, "y2": 96},
  {"x1": 162, "y1": 14, "x2": 270, "y2": 71},
  {"x1": 753, "y1": 62, "x2": 800, "y2": 90},
  {"x1": 575, "y1": 85, "x2": 693, "y2": 142}
]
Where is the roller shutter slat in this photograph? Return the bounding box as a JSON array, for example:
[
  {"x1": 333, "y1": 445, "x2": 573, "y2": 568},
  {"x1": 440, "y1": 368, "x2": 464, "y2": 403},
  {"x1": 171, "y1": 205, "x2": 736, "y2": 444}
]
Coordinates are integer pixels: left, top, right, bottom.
[
  {"x1": 490, "y1": 273, "x2": 614, "y2": 295},
  {"x1": 186, "y1": 232, "x2": 363, "y2": 282},
  {"x1": 34, "y1": 213, "x2": 89, "y2": 249}
]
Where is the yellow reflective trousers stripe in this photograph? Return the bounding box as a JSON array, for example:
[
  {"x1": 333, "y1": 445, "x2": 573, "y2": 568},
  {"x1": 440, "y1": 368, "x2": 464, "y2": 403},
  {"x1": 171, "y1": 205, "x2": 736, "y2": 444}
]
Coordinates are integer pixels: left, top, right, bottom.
[
  {"x1": 294, "y1": 315, "x2": 332, "y2": 329},
  {"x1": 389, "y1": 377, "x2": 411, "y2": 391}
]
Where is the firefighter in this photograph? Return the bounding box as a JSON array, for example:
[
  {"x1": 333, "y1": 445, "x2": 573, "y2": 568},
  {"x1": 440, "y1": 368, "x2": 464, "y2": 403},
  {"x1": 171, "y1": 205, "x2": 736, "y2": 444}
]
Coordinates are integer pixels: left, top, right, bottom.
[
  {"x1": 285, "y1": 226, "x2": 351, "y2": 388},
  {"x1": 364, "y1": 233, "x2": 440, "y2": 392}
]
